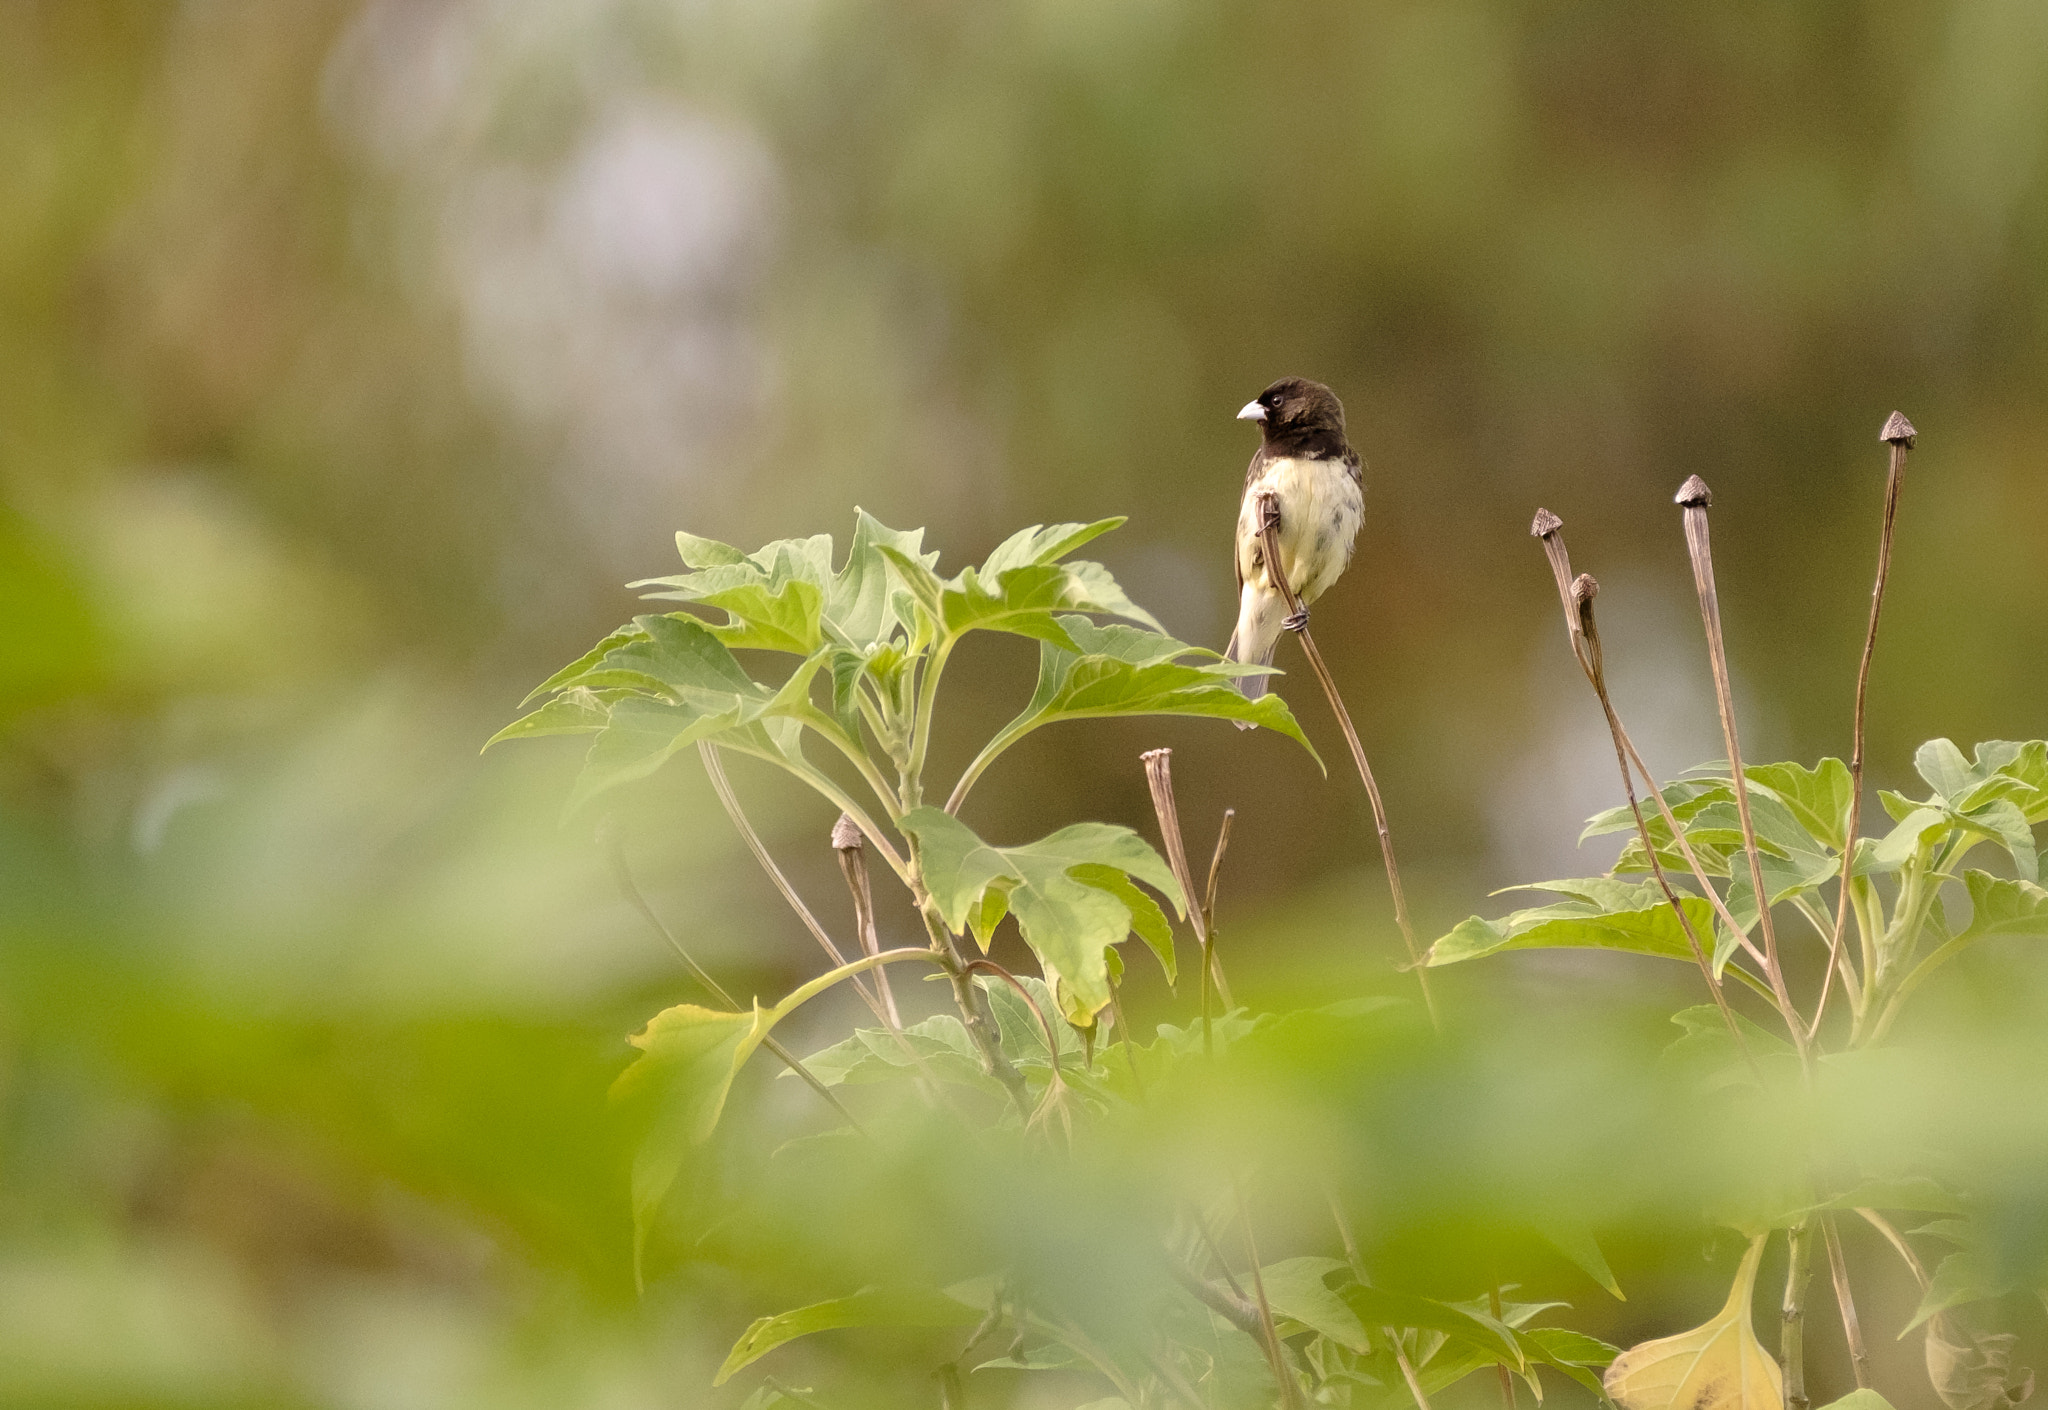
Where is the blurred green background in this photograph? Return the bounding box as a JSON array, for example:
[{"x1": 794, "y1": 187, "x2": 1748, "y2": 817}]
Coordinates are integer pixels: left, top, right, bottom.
[{"x1": 5, "y1": 2, "x2": 2048, "y2": 1405}]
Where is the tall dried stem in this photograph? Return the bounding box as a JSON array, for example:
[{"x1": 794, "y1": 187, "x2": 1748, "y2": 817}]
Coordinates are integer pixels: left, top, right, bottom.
[
  {"x1": 1822, "y1": 1213, "x2": 1872, "y2": 1389},
  {"x1": 1528, "y1": 511, "x2": 1758, "y2": 1073},
  {"x1": 1811, "y1": 412, "x2": 1916, "y2": 1042},
  {"x1": 1674, "y1": 480, "x2": 1809, "y2": 1062},
  {"x1": 832, "y1": 813, "x2": 902, "y2": 1028},
  {"x1": 1253, "y1": 492, "x2": 1437, "y2": 1028}
]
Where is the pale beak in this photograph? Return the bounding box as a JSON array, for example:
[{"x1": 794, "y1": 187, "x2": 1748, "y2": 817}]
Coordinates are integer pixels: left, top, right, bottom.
[{"x1": 1237, "y1": 400, "x2": 1266, "y2": 422}]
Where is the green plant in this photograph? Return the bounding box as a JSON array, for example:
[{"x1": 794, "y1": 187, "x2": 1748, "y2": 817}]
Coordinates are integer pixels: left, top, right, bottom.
[{"x1": 497, "y1": 512, "x2": 1619, "y2": 1408}]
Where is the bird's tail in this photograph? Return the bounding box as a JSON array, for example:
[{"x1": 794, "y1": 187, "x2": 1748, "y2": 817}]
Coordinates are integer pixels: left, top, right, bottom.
[{"x1": 1225, "y1": 585, "x2": 1285, "y2": 728}]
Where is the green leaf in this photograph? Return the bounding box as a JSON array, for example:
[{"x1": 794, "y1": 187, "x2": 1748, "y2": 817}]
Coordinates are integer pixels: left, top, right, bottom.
[
  {"x1": 696, "y1": 579, "x2": 825, "y2": 654},
  {"x1": 483, "y1": 687, "x2": 621, "y2": 748},
  {"x1": 979, "y1": 518, "x2": 1125, "y2": 576},
  {"x1": 715, "y1": 1286, "x2": 981, "y2": 1384},
  {"x1": 674, "y1": 529, "x2": 749, "y2": 568},
  {"x1": 1425, "y1": 878, "x2": 1716, "y2": 969},
  {"x1": 1906, "y1": 1250, "x2": 2014, "y2": 1330},
  {"x1": 1541, "y1": 1224, "x2": 1625, "y2": 1300},
  {"x1": 978, "y1": 972, "x2": 1084, "y2": 1067},
  {"x1": 1000, "y1": 615, "x2": 1318, "y2": 763},
  {"x1": 1955, "y1": 799, "x2": 2038, "y2": 882},
  {"x1": 1959, "y1": 870, "x2": 2048, "y2": 941},
  {"x1": 1069, "y1": 862, "x2": 1175, "y2": 983},
  {"x1": 789, "y1": 1016, "x2": 1003, "y2": 1096},
  {"x1": 519, "y1": 626, "x2": 649, "y2": 705},
  {"x1": 1258, "y1": 1257, "x2": 1371, "y2": 1352},
  {"x1": 1582, "y1": 779, "x2": 1730, "y2": 842},
  {"x1": 1746, "y1": 759, "x2": 1853, "y2": 851},
  {"x1": 1662, "y1": 1006, "x2": 1796, "y2": 1093},
  {"x1": 1338, "y1": 1285, "x2": 1525, "y2": 1368},
  {"x1": 1870, "y1": 807, "x2": 1948, "y2": 871},
  {"x1": 902, "y1": 808, "x2": 1184, "y2": 1022},
  {"x1": 827, "y1": 510, "x2": 938, "y2": 647},
  {"x1": 1522, "y1": 1326, "x2": 1622, "y2": 1394},
  {"x1": 1917, "y1": 739, "x2": 1978, "y2": 801},
  {"x1": 1812, "y1": 1391, "x2": 1898, "y2": 1410}
]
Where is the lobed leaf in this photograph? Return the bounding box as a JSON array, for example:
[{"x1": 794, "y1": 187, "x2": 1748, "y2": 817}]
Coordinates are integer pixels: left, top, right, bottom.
[
  {"x1": 1603, "y1": 1234, "x2": 1782, "y2": 1410},
  {"x1": 715, "y1": 1286, "x2": 982, "y2": 1385},
  {"x1": 1426, "y1": 878, "x2": 1716, "y2": 969}
]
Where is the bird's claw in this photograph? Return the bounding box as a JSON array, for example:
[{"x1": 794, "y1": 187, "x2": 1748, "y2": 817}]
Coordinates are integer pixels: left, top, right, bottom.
[{"x1": 1282, "y1": 608, "x2": 1309, "y2": 633}]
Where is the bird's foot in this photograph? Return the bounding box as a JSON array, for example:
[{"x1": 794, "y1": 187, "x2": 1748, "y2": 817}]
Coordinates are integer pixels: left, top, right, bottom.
[{"x1": 1282, "y1": 608, "x2": 1309, "y2": 633}]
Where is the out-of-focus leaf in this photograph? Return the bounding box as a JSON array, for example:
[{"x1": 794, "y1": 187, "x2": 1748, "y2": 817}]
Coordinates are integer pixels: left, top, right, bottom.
[
  {"x1": 1813, "y1": 1392, "x2": 1900, "y2": 1410},
  {"x1": 714, "y1": 1286, "x2": 982, "y2": 1384},
  {"x1": 1540, "y1": 1224, "x2": 1625, "y2": 1300},
  {"x1": 789, "y1": 1016, "x2": 1003, "y2": 1096},
  {"x1": 1337, "y1": 1285, "x2": 1524, "y2": 1368},
  {"x1": 1582, "y1": 779, "x2": 1731, "y2": 842},
  {"x1": 674, "y1": 529, "x2": 749, "y2": 568},
  {"x1": 1522, "y1": 1326, "x2": 1622, "y2": 1394},
  {"x1": 902, "y1": 808, "x2": 1182, "y2": 1022},
  {"x1": 1926, "y1": 1318, "x2": 2035, "y2": 1410},
  {"x1": 1259, "y1": 1256, "x2": 1371, "y2": 1352},
  {"x1": 1426, "y1": 878, "x2": 1715, "y2": 969},
  {"x1": 1908, "y1": 1250, "x2": 2017, "y2": 1330},
  {"x1": 1603, "y1": 1234, "x2": 1782, "y2": 1410}
]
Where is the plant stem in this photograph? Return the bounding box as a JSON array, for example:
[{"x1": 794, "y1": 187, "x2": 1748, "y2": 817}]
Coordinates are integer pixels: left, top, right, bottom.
[
  {"x1": 1821, "y1": 1213, "x2": 1872, "y2": 1390},
  {"x1": 903, "y1": 635, "x2": 956, "y2": 809},
  {"x1": 1782, "y1": 1219, "x2": 1814, "y2": 1410},
  {"x1": 1856, "y1": 1207, "x2": 1930, "y2": 1290},
  {"x1": 1253, "y1": 491, "x2": 1437, "y2": 1029},
  {"x1": 1205, "y1": 808, "x2": 1237, "y2": 1009},
  {"x1": 1675, "y1": 479, "x2": 1808, "y2": 1063},
  {"x1": 1141, "y1": 749, "x2": 1220, "y2": 1053},
  {"x1": 1812, "y1": 413, "x2": 1916, "y2": 1044},
  {"x1": 700, "y1": 744, "x2": 889, "y2": 1020}
]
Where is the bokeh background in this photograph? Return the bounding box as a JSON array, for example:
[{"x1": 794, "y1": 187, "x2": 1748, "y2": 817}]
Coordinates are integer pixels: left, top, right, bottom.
[{"x1": 6, "y1": 2, "x2": 2048, "y2": 1406}]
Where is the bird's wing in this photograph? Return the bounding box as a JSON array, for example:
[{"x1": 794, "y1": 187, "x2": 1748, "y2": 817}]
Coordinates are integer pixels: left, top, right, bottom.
[
  {"x1": 1235, "y1": 444, "x2": 1269, "y2": 595},
  {"x1": 1341, "y1": 444, "x2": 1363, "y2": 486}
]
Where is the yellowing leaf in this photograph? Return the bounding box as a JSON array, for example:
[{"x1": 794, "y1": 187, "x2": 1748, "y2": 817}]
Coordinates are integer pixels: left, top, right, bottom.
[{"x1": 1603, "y1": 1235, "x2": 1783, "y2": 1410}]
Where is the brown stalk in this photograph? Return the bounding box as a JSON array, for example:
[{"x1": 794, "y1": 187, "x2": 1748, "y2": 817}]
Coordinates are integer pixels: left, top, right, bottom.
[
  {"x1": 1142, "y1": 749, "x2": 1228, "y2": 1054},
  {"x1": 832, "y1": 813, "x2": 902, "y2": 1028},
  {"x1": 1855, "y1": 1207, "x2": 1930, "y2": 1290},
  {"x1": 1822, "y1": 1213, "x2": 1872, "y2": 1389},
  {"x1": 1674, "y1": 480, "x2": 1809, "y2": 1061},
  {"x1": 1253, "y1": 491, "x2": 1437, "y2": 1028},
  {"x1": 1782, "y1": 1219, "x2": 1814, "y2": 1410},
  {"x1": 1810, "y1": 413, "x2": 1916, "y2": 1043},
  {"x1": 1529, "y1": 512, "x2": 1758, "y2": 1073},
  {"x1": 601, "y1": 829, "x2": 870, "y2": 1140}
]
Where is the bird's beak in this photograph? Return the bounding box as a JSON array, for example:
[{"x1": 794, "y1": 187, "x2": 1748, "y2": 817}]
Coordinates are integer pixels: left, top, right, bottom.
[{"x1": 1237, "y1": 400, "x2": 1266, "y2": 422}]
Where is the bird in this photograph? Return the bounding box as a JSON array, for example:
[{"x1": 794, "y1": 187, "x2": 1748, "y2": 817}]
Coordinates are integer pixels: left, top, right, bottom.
[{"x1": 1225, "y1": 377, "x2": 1364, "y2": 721}]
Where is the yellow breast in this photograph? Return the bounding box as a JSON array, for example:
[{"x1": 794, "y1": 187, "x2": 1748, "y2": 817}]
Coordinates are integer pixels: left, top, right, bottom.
[{"x1": 1237, "y1": 456, "x2": 1364, "y2": 603}]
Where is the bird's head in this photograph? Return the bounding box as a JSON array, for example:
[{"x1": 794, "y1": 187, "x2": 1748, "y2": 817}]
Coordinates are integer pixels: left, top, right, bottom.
[{"x1": 1237, "y1": 377, "x2": 1347, "y2": 444}]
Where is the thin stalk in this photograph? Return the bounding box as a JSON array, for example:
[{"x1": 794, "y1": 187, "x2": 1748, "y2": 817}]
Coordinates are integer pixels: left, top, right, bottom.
[
  {"x1": 699, "y1": 744, "x2": 888, "y2": 1020},
  {"x1": 1528, "y1": 513, "x2": 1757, "y2": 1073},
  {"x1": 832, "y1": 814, "x2": 902, "y2": 1028},
  {"x1": 944, "y1": 716, "x2": 1035, "y2": 815},
  {"x1": 1782, "y1": 1219, "x2": 1814, "y2": 1410},
  {"x1": 1676, "y1": 478, "x2": 1808, "y2": 1062},
  {"x1": 1812, "y1": 413, "x2": 1916, "y2": 1043},
  {"x1": 602, "y1": 831, "x2": 870, "y2": 1139},
  {"x1": 1254, "y1": 491, "x2": 1437, "y2": 1028},
  {"x1": 719, "y1": 737, "x2": 908, "y2": 883},
  {"x1": 1205, "y1": 808, "x2": 1237, "y2": 1009},
  {"x1": 797, "y1": 706, "x2": 904, "y2": 818},
  {"x1": 1822, "y1": 1213, "x2": 1872, "y2": 1390}
]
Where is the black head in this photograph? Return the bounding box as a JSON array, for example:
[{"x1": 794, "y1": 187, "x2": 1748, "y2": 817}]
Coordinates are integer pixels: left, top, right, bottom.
[{"x1": 1237, "y1": 377, "x2": 1348, "y2": 454}]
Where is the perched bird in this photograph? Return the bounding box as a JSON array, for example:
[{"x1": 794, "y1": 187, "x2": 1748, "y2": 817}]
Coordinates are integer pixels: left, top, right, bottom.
[{"x1": 1226, "y1": 377, "x2": 1364, "y2": 718}]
